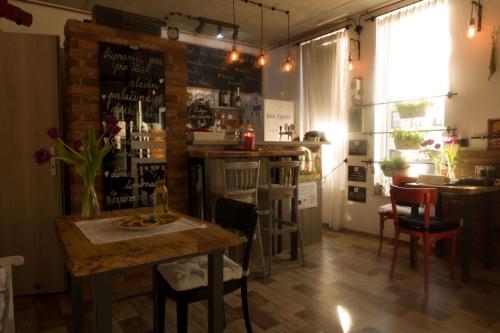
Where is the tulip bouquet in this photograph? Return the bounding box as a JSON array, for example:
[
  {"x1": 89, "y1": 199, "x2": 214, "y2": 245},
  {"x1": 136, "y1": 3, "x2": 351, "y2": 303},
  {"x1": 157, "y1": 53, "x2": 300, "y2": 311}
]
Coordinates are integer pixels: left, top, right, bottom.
[
  {"x1": 420, "y1": 139, "x2": 442, "y2": 175},
  {"x1": 443, "y1": 136, "x2": 460, "y2": 181},
  {"x1": 34, "y1": 115, "x2": 121, "y2": 217}
]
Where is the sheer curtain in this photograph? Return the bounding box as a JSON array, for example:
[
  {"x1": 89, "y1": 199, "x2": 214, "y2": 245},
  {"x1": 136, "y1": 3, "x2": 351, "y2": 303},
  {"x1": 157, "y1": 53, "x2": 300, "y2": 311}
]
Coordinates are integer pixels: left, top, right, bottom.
[
  {"x1": 374, "y1": 0, "x2": 450, "y2": 168},
  {"x1": 300, "y1": 30, "x2": 348, "y2": 230}
]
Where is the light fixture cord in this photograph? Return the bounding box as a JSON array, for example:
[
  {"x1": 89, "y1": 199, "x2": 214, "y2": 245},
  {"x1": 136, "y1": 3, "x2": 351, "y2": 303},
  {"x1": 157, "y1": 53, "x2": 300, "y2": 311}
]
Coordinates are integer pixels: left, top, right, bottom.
[
  {"x1": 287, "y1": 11, "x2": 290, "y2": 57},
  {"x1": 233, "y1": 0, "x2": 236, "y2": 46},
  {"x1": 260, "y1": 5, "x2": 264, "y2": 52}
]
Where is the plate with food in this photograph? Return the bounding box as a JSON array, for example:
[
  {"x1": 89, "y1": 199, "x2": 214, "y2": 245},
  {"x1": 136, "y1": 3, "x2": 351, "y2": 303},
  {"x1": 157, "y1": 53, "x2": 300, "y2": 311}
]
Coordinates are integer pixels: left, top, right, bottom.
[{"x1": 111, "y1": 213, "x2": 180, "y2": 231}]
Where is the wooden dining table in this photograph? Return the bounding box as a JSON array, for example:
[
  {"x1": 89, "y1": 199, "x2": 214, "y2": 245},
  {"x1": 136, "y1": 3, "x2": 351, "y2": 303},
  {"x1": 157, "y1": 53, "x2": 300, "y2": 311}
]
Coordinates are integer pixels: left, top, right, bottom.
[
  {"x1": 55, "y1": 207, "x2": 244, "y2": 333},
  {"x1": 405, "y1": 183, "x2": 500, "y2": 282}
]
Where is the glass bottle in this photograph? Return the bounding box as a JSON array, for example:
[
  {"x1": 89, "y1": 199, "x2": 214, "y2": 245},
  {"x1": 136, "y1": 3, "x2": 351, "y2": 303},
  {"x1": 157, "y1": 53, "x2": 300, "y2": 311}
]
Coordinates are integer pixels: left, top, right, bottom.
[
  {"x1": 235, "y1": 87, "x2": 242, "y2": 107},
  {"x1": 154, "y1": 179, "x2": 168, "y2": 218}
]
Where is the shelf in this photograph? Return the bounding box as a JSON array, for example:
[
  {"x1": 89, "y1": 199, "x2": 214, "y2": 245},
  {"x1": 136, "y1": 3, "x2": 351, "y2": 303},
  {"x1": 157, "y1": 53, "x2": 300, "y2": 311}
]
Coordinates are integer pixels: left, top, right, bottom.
[{"x1": 212, "y1": 106, "x2": 242, "y2": 111}]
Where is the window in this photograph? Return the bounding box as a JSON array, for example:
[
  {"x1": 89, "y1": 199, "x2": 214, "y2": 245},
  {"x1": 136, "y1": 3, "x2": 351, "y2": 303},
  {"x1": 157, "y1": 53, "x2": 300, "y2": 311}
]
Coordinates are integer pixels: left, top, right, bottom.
[{"x1": 373, "y1": 0, "x2": 451, "y2": 188}]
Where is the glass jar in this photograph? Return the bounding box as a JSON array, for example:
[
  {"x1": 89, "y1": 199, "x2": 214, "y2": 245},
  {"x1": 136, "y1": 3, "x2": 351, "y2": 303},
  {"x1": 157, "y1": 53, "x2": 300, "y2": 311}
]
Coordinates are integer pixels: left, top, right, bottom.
[
  {"x1": 244, "y1": 129, "x2": 255, "y2": 151},
  {"x1": 153, "y1": 180, "x2": 168, "y2": 218}
]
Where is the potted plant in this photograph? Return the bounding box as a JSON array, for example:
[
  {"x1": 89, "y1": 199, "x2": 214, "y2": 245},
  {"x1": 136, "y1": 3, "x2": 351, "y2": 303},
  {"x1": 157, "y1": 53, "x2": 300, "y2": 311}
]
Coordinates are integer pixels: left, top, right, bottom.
[
  {"x1": 395, "y1": 100, "x2": 432, "y2": 119},
  {"x1": 390, "y1": 129, "x2": 424, "y2": 150},
  {"x1": 379, "y1": 156, "x2": 410, "y2": 177}
]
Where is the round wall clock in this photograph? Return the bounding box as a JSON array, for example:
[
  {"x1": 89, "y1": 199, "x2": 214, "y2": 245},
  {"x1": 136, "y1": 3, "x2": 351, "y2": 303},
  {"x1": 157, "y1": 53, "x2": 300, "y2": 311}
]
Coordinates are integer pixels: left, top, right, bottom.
[
  {"x1": 167, "y1": 27, "x2": 179, "y2": 40},
  {"x1": 187, "y1": 103, "x2": 216, "y2": 129}
]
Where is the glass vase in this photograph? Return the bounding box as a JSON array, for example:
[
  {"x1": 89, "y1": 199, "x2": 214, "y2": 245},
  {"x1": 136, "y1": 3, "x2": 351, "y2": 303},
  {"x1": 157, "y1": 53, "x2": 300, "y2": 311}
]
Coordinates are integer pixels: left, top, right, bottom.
[
  {"x1": 447, "y1": 165, "x2": 456, "y2": 182},
  {"x1": 81, "y1": 181, "x2": 100, "y2": 219},
  {"x1": 434, "y1": 162, "x2": 441, "y2": 176}
]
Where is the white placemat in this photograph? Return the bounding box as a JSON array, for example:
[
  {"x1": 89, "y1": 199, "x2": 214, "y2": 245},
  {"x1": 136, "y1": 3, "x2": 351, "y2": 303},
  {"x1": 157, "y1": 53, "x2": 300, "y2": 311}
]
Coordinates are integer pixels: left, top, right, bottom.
[{"x1": 75, "y1": 216, "x2": 207, "y2": 245}]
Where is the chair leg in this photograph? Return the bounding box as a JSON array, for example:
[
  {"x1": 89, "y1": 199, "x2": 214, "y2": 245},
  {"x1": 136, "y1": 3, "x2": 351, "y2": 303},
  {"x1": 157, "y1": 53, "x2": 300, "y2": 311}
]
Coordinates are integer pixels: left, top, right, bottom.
[
  {"x1": 176, "y1": 301, "x2": 188, "y2": 333},
  {"x1": 449, "y1": 232, "x2": 457, "y2": 285},
  {"x1": 389, "y1": 228, "x2": 400, "y2": 280},
  {"x1": 423, "y1": 236, "x2": 430, "y2": 293},
  {"x1": 378, "y1": 214, "x2": 385, "y2": 256},
  {"x1": 153, "y1": 268, "x2": 166, "y2": 333},
  {"x1": 241, "y1": 278, "x2": 253, "y2": 333},
  {"x1": 255, "y1": 219, "x2": 267, "y2": 276}
]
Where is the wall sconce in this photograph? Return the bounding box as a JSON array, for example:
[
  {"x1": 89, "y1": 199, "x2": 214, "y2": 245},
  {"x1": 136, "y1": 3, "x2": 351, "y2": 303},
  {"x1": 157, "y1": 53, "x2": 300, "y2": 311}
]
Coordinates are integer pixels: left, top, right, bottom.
[
  {"x1": 467, "y1": 0, "x2": 482, "y2": 39},
  {"x1": 349, "y1": 38, "x2": 360, "y2": 71}
]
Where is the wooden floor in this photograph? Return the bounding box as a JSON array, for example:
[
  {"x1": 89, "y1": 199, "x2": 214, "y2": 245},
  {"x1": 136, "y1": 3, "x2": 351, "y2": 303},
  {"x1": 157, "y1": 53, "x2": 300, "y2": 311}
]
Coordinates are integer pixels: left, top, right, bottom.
[{"x1": 14, "y1": 229, "x2": 500, "y2": 333}]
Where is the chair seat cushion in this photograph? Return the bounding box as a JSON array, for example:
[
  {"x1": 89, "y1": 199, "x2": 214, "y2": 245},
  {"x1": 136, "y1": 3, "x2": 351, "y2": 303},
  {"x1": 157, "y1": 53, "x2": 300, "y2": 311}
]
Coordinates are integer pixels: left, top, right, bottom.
[
  {"x1": 157, "y1": 255, "x2": 242, "y2": 292},
  {"x1": 378, "y1": 203, "x2": 424, "y2": 215},
  {"x1": 398, "y1": 215, "x2": 459, "y2": 232}
]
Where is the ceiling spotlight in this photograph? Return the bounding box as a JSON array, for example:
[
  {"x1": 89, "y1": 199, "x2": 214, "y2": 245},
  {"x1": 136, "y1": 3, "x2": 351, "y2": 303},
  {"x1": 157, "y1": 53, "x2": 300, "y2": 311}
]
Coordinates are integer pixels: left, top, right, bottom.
[
  {"x1": 216, "y1": 25, "x2": 223, "y2": 39},
  {"x1": 195, "y1": 20, "x2": 205, "y2": 34},
  {"x1": 232, "y1": 28, "x2": 239, "y2": 41}
]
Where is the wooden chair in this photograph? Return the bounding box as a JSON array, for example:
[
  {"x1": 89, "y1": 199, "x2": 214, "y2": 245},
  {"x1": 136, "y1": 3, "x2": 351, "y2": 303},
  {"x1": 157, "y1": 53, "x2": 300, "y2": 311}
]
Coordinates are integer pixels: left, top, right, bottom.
[
  {"x1": 259, "y1": 160, "x2": 306, "y2": 276},
  {"x1": 377, "y1": 176, "x2": 418, "y2": 255},
  {"x1": 0, "y1": 256, "x2": 24, "y2": 332},
  {"x1": 153, "y1": 198, "x2": 258, "y2": 333},
  {"x1": 389, "y1": 185, "x2": 459, "y2": 293}
]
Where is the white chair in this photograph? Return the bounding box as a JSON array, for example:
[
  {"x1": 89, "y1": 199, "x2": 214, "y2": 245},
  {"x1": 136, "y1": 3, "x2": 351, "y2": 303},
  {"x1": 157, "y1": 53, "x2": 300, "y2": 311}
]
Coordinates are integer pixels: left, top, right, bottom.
[
  {"x1": 259, "y1": 160, "x2": 306, "y2": 275},
  {"x1": 0, "y1": 256, "x2": 24, "y2": 333},
  {"x1": 211, "y1": 161, "x2": 266, "y2": 276}
]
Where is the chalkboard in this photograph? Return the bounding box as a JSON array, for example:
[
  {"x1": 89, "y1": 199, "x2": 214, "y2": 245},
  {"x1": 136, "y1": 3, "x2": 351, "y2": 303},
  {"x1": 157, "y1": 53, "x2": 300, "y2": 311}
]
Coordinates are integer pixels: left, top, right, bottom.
[
  {"x1": 348, "y1": 186, "x2": 366, "y2": 203},
  {"x1": 187, "y1": 44, "x2": 262, "y2": 93},
  {"x1": 99, "y1": 42, "x2": 167, "y2": 211},
  {"x1": 187, "y1": 103, "x2": 216, "y2": 129},
  {"x1": 348, "y1": 166, "x2": 367, "y2": 182}
]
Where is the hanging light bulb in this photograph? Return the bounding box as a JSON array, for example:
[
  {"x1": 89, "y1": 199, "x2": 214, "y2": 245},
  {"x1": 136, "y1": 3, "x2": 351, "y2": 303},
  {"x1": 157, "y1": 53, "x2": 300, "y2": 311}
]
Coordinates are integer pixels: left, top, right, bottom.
[
  {"x1": 467, "y1": 17, "x2": 476, "y2": 38},
  {"x1": 255, "y1": 4, "x2": 268, "y2": 68},
  {"x1": 226, "y1": 0, "x2": 240, "y2": 64},
  {"x1": 281, "y1": 11, "x2": 294, "y2": 73}
]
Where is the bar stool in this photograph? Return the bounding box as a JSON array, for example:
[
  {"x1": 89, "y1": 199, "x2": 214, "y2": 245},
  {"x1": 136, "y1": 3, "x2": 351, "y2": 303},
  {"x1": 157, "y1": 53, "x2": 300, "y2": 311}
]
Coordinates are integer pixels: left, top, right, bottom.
[
  {"x1": 259, "y1": 160, "x2": 306, "y2": 275},
  {"x1": 210, "y1": 161, "x2": 266, "y2": 276},
  {"x1": 377, "y1": 176, "x2": 417, "y2": 255}
]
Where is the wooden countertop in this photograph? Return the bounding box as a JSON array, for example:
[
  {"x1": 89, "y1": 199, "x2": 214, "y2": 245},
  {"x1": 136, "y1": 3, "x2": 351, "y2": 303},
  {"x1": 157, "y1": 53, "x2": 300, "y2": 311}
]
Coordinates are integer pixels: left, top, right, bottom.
[
  {"x1": 189, "y1": 140, "x2": 329, "y2": 147},
  {"x1": 55, "y1": 207, "x2": 244, "y2": 277},
  {"x1": 406, "y1": 183, "x2": 500, "y2": 195},
  {"x1": 188, "y1": 149, "x2": 305, "y2": 158}
]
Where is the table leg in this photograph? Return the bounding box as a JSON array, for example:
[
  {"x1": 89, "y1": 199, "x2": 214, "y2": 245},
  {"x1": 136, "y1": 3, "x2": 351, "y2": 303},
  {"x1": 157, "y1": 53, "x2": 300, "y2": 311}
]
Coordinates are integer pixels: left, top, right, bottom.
[
  {"x1": 290, "y1": 197, "x2": 298, "y2": 261},
  {"x1": 485, "y1": 192, "x2": 494, "y2": 269},
  {"x1": 208, "y1": 250, "x2": 224, "y2": 333},
  {"x1": 93, "y1": 273, "x2": 112, "y2": 333},
  {"x1": 70, "y1": 274, "x2": 83, "y2": 333},
  {"x1": 461, "y1": 195, "x2": 474, "y2": 282}
]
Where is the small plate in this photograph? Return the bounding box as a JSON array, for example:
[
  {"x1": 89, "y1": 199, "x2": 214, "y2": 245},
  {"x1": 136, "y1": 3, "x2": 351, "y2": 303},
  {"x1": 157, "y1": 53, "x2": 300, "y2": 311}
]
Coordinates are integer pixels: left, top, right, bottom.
[{"x1": 111, "y1": 213, "x2": 180, "y2": 231}]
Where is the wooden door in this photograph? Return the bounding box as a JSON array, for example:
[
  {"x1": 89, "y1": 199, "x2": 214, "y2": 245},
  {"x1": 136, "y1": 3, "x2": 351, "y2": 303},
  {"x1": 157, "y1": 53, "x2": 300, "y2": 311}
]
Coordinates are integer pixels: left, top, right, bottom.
[{"x1": 0, "y1": 33, "x2": 65, "y2": 295}]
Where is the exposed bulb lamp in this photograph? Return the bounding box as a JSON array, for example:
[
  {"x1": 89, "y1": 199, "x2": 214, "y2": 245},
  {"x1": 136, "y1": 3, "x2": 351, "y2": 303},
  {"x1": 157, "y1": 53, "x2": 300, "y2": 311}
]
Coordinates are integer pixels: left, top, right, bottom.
[
  {"x1": 256, "y1": 4, "x2": 268, "y2": 67},
  {"x1": 467, "y1": 0, "x2": 482, "y2": 39},
  {"x1": 226, "y1": 0, "x2": 240, "y2": 63},
  {"x1": 281, "y1": 11, "x2": 294, "y2": 72}
]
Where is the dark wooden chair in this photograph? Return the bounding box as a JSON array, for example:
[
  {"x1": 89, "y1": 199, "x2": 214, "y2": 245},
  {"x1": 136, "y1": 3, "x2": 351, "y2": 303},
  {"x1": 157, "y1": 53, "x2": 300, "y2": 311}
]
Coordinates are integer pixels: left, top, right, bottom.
[
  {"x1": 153, "y1": 198, "x2": 258, "y2": 333},
  {"x1": 377, "y1": 176, "x2": 418, "y2": 255},
  {"x1": 389, "y1": 185, "x2": 459, "y2": 293}
]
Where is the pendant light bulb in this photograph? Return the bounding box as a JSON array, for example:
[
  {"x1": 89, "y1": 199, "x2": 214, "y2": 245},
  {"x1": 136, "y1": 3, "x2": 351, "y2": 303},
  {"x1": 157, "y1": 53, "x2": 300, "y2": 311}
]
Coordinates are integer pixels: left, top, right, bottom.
[
  {"x1": 282, "y1": 56, "x2": 293, "y2": 72},
  {"x1": 467, "y1": 17, "x2": 476, "y2": 38},
  {"x1": 228, "y1": 45, "x2": 240, "y2": 63},
  {"x1": 256, "y1": 53, "x2": 267, "y2": 67}
]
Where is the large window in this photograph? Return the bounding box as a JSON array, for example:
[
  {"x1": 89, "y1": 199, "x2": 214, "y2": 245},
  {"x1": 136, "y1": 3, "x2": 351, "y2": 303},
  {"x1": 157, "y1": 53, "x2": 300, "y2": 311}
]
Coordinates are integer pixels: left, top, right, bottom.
[{"x1": 373, "y1": 0, "x2": 451, "y2": 188}]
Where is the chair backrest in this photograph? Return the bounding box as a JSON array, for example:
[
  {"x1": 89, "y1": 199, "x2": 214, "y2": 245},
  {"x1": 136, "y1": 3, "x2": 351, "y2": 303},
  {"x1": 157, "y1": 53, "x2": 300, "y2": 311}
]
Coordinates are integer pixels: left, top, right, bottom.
[
  {"x1": 390, "y1": 185, "x2": 437, "y2": 229},
  {"x1": 0, "y1": 256, "x2": 24, "y2": 333},
  {"x1": 392, "y1": 176, "x2": 417, "y2": 186},
  {"x1": 267, "y1": 160, "x2": 300, "y2": 188},
  {"x1": 215, "y1": 198, "x2": 258, "y2": 272},
  {"x1": 223, "y1": 161, "x2": 260, "y2": 203}
]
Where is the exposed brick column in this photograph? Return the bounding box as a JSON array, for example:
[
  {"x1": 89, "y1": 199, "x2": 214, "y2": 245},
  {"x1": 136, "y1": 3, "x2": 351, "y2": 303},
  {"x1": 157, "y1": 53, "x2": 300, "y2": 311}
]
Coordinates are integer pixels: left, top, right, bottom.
[{"x1": 64, "y1": 20, "x2": 188, "y2": 213}]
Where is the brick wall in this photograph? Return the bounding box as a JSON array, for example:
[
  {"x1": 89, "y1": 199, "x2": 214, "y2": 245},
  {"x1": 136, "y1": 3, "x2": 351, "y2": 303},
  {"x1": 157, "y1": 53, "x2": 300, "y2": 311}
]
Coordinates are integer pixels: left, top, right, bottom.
[{"x1": 64, "y1": 20, "x2": 188, "y2": 213}]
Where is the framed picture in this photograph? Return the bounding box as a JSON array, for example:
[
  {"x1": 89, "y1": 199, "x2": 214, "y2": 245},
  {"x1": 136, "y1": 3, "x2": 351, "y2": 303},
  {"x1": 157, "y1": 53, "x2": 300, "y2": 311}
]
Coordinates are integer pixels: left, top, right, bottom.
[
  {"x1": 348, "y1": 108, "x2": 363, "y2": 132},
  {"x1": 487, "y1": 118, "x2": 500, "y2": 150}
]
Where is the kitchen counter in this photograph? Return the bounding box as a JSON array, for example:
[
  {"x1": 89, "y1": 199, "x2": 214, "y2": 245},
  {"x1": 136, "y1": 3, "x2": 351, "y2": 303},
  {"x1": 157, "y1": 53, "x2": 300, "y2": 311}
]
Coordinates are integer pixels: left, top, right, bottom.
[
  {"x1": 188, "y1": 149, "x2": 305, "y2": 158},
  {"x1": 189, "y1": 140, "x2": 329, "y2": 147}
]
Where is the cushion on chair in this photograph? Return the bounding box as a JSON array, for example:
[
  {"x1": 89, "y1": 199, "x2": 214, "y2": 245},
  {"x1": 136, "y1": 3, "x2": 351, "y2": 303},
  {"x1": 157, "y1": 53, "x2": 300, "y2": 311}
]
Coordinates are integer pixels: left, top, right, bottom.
[
  {"x1": 378, "y1": 203, "x2": 425, "y2": 215},
  {"x1": 157, "y1": 255, "x2": 243, "y2": 292},
  {"x1": 398, "y1": 215, "x2": 459, "y2": 233}
]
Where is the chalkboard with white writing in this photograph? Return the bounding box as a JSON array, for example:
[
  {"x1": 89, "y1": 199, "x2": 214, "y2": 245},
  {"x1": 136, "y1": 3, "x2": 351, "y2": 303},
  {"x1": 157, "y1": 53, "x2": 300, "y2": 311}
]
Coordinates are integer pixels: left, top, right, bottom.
[{"x1": 187, "y1": 44, "x2": 261, "y2": 93}]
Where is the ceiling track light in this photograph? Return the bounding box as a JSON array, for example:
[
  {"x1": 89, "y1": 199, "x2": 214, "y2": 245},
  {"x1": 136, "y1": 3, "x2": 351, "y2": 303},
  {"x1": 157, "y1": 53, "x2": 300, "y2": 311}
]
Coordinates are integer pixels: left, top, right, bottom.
[
  {"x1": 195, "y1": 20, "x2": 205, "y2": 34},
  {"x1": 467, "y1": 0, "x2": 482, "y2": 39},
  {"x1": 216, "y1": 25, "x2": 223, "y2": 39}
]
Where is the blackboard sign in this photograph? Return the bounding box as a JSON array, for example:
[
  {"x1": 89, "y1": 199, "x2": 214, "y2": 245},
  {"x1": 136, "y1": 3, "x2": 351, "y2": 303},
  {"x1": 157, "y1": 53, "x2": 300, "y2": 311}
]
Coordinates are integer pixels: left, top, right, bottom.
[
  {"x1": 348, "y1": 166, "x2": 367, "y2": 182},
  {"x1": 348, "y1": 186, "x2": 366, "y2": 203},
  {"x1": 187, "y1": 103, "x2": 216, "y2": 129},
  {"x1": 348, "y1": 139, "x2": 368, "y2": 156},
  {"x1": 99, "y1": 42, "x2": 167, "y2": 210},
  {"x1": 187, "y1": 44, "x2": 261, "y2": 93}
]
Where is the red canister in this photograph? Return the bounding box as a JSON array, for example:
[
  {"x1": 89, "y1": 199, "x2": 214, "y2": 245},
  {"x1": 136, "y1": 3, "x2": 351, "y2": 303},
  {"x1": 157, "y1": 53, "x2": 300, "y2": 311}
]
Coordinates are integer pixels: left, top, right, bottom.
[{"x1": 243, "y1": 130, "x2": 255, "y2": 151}]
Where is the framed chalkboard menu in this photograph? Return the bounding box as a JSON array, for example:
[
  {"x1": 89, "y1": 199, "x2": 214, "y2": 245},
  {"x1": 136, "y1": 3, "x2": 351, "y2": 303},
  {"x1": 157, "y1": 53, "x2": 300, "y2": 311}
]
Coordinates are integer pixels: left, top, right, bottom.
[
  {"x1": 187, "y1": 44, "x2": 262, "y2": 93},
  {"x1": 99, "y1": 42, "x2": 167, "y2": 210}
]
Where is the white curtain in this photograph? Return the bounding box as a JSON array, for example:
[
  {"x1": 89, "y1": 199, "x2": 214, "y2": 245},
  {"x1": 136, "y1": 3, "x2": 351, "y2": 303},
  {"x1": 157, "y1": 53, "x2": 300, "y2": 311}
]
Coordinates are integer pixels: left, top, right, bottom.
[{"x1": 300, "y1": 30, "x2": 348, "y2": 230}]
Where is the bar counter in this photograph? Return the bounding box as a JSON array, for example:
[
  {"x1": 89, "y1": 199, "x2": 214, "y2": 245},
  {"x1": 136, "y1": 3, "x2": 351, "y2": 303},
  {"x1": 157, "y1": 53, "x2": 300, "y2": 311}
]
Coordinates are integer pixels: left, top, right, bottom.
[{"x1": 188, "y1": 149, "x2": 305, "y2": 159}]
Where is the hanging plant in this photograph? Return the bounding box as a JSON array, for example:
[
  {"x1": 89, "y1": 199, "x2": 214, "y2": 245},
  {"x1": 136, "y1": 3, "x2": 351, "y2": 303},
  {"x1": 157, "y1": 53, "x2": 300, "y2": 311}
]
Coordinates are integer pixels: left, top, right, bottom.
[{"x1": 489, "y1": 27, "x2": 498, "y2": 81}]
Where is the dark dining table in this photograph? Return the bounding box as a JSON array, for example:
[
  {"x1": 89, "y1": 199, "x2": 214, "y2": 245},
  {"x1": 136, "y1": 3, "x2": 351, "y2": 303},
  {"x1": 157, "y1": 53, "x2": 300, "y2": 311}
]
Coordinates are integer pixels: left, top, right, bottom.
[
  {"x1": 405, "y1": 182, "x2": 500, "y2": 282},
  {"x1": 55, "y1": 207, "x2": 244, "y2": 333}
]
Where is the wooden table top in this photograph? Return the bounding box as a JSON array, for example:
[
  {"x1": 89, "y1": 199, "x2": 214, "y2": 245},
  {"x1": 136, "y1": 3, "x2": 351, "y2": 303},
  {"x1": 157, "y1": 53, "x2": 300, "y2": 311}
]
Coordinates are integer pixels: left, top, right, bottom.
[
  {"x1": 188, "y1": 149, "x2": 305, "y2": 159},
  {"x1": 405, "y1": 183, "x2": 500, "y2": 195},
  {"x1": 55, "y1": 207, "x2": 244, "y2": 277}
]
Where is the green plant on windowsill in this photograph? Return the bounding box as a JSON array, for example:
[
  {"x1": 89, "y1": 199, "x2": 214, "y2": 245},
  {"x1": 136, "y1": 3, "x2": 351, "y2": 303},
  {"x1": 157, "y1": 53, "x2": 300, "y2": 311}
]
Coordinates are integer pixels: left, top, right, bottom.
[
  {"x1": 390, "y1": 129, "x2": 424, "y2": 150},
  {"x1": 379, "y1": 156, "x2": 410, "y2": 177}
]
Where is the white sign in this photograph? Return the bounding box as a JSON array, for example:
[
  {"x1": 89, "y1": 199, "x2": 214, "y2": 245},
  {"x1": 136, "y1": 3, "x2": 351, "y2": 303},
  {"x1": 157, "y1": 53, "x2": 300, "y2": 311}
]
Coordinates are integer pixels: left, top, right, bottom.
[
  {"x1": 263, "y1": 99, "x2": 294, "y2": 141},
  {"x1": 298, "y1": 181, "x2": 318, "y2": 210}
]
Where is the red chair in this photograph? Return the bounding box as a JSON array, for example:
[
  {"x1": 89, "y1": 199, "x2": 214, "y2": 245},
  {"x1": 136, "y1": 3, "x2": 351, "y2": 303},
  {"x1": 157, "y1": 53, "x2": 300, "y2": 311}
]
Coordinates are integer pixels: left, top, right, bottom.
[
  {"x1": 389, "y1": 185, "x2": 459, "y2": 293},
  {"x1": 377, "y1": 176, "x2": 417, "y2": 255}
]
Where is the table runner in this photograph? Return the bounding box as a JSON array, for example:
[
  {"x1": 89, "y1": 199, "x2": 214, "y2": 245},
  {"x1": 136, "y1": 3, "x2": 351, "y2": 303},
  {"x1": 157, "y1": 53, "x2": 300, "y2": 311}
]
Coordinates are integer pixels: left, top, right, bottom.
[{"x1": 75, "y1": 216, "x2": 206, "y2": 245}]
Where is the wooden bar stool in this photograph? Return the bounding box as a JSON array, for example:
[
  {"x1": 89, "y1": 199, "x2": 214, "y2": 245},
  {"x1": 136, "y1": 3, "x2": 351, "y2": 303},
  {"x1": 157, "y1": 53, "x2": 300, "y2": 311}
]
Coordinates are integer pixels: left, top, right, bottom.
[
  {"x1": 259, "y1": 160, "x2": 306, "y2": 275},
  {"x1": 389, "y1": 185, "x2": 459, "y2": 293},
  {"x1": 377, "y1": 176, "x2": 417, "y2": 255}
]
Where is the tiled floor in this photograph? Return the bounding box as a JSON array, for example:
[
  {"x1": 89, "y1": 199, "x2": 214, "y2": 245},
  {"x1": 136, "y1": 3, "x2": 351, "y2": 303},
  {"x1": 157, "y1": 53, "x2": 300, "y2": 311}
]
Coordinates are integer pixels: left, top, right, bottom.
[{"x1": 14, "y1": 229, "x2": 500, "y2": 332}]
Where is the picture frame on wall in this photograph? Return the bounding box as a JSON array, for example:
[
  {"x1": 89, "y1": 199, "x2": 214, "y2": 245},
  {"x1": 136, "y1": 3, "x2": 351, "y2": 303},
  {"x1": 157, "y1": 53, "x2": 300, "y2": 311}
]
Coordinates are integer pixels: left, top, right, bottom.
[{"x1": 487, "y1": 118, "x2": 500, "y2": 150}]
